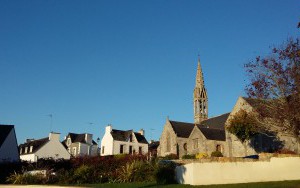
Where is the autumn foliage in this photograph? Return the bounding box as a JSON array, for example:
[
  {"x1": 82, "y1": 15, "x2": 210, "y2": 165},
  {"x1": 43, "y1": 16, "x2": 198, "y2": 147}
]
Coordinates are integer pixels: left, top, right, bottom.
[{"x1": 244, "y1": 38, "x2": 300, "y2": 141}]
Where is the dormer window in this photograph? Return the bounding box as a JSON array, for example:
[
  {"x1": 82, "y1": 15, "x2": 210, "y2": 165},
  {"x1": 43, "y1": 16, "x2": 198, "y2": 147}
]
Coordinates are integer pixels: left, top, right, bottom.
[
  {"x1": 67, "y1": 138, "x2": 71, "y2": 146},
  {"x1": 30, "y1": 146, "x2": 33, "y2": 153},
  {"x1": 20, "y1": 148, "x2": 22, "y2": 154},
  {"x1": 129, "y1": 134, "x2": 133, "y2": 142},
  {"x1": 25, "y1": 147, "x2": 28, "y2": 153}
]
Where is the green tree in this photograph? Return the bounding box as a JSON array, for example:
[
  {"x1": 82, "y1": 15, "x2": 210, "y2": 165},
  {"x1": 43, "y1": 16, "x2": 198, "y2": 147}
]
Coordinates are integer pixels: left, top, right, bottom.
[{"x1": 227, "y1": 109, "x2": 259, "y2": 142}]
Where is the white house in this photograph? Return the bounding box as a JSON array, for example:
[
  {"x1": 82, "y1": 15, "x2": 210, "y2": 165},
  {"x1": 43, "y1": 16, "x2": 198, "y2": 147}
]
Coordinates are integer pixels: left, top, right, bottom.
[
  {"x1": 0, "y1": 125, "x2": 20, "y2": 163},
  {"x1": 62, "y1": 133, "x2": 98, "y2": 157},
  {"x1": 100, "y1": 125, "x2": 149, "y2": 156},
  {"x1": 19, "y1": 132, "x2": 70, "y2": 162}
]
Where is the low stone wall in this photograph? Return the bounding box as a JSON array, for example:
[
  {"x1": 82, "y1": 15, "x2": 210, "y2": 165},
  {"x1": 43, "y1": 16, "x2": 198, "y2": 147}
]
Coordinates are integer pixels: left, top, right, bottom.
[{"x1": 175, "y1": 156, "x2": 300, "y2": 185}]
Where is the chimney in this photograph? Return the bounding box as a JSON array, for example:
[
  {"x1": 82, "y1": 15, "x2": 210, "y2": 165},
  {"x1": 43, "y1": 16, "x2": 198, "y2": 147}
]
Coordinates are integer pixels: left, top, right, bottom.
[
  {"x1": 85, "y1": 133, "x2": 92, "y2": 145},
  {"x1": 26, "y1": 139, "x2": 34, "y2": 143},
  {"x1": 138, "y1": 129, "x2": 145, "y2": 136},
  {"x1": 106, "y1": 124, "x2": 112, "y2": 133},
  {"x1": 49, "y1": 132, "x2": 60, "y2": 141}
]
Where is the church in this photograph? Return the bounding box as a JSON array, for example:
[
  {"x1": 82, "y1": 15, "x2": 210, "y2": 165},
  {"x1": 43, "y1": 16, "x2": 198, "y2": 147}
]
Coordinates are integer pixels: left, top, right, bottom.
[{"x1": 157, "y1": 58, "x2": 300, "y2": 158}]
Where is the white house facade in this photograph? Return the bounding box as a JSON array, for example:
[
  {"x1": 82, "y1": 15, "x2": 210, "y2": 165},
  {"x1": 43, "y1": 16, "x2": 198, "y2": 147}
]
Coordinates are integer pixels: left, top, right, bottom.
[
  {"x1": 19, "y1": 132, "x2": 71, "y2": 162},
  {"x1": 100, "y1": 125, "x2": 148, "y2": 156},
  {"x1": 62, "y1": 133, "x2": 98, "y2": 157},
  {"x1": 0, "y1": 125, "x2": 20, "y2": 163}
]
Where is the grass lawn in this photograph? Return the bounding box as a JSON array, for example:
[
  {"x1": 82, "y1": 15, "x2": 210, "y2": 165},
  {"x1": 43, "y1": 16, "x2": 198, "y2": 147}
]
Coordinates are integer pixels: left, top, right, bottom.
[{"x1": 84, "y1": 180, "x2": 300, "y2": 188}]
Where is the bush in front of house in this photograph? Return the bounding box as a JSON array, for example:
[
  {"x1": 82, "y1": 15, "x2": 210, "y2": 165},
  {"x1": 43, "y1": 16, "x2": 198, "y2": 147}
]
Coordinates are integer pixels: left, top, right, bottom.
[
  {"x1": 181, "y1": 154, "x2": 195, "y2": 159},
  {"x1": 155, "y1": 161, "x2": 177, "y2": 184},
  {"x1": 6, "y1": 172, "x2": 47, "y2": 184},
  {"x1": 5, "y1": 155, "x2": 165, "y2": 185},
  {"x1": 195, "y1": 152, "x2": 208, "y2": 159},
  {"x1": 211, "y1": 151, "x2": 223, "y2": 157}
]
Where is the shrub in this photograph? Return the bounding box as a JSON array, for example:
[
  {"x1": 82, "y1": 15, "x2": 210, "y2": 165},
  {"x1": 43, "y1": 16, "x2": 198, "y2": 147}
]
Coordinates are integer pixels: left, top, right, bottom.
[
  {"x1": 182, "y1": 154, "x2": 195, "y2": 159},
  {"x1": 195, "y1": 153, "x2": 208, "y2": 159},
  {"x1": 276, "y1": 149, "x2": 297, "y2": 154},
  {"x1": 211, "y1": 151, "x2": 223, "y2": 157},
  {"x1": 6, "y1": 172, "x2": 45, "y2": 184},
  {"x1": 155, "y1": 161, "x2": 176, "y2": 184},
  {"x1": 73, "y1": 165, "x2": 94, "y2": 184},
  {"x1": 161, "y1": 154, "x2": 178, "y2": 160}
]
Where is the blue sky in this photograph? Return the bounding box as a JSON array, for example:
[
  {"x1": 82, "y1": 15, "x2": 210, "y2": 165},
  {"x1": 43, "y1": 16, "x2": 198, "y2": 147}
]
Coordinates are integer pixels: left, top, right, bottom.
[{"x1": 0, "y1": 0, "x2": 299, "y2": 144}]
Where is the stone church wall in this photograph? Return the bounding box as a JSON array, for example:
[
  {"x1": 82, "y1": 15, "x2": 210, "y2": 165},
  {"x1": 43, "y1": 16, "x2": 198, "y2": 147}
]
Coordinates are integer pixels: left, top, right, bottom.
[{"x1": 158, "y1": 121, "x2": 179, "y2": 157}]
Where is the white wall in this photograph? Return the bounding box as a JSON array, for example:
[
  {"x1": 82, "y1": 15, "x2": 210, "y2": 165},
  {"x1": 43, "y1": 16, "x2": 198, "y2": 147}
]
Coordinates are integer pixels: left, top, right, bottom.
[
  {"x1": 0, "y1": 128, "x2": 20, "y2": 162},
  {"x1": 20, "y1": 154, "x2": 36, "y2": 162},
  {"x1": 113, "y1": 140, "x2": 148, "y2": 155},
  {"x1": 176, "y1": 157, "x2": 300, "y2": 185},
  {"x1": 100, "y1": 130, "x2": 114, "y2": 156},
  {"x1": 35, "y1": 139, "x2": 70, "y2": 161}
]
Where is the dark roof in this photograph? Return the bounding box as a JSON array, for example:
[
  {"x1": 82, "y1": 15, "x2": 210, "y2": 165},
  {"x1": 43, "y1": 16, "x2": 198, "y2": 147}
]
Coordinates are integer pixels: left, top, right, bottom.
[
  {"x1": 111, "y1": 129, "x2": 132, "y2": 141},
  {"x1": 200, "y1": 113, "x2": 230, "y2": 130},
  {"x1": 111, "y1": 129, "x2": 148, "y2": 144},
  {"x1": 149, "y1": 141, "x2": 160, "y2": 150},
  {"x1": 0, "y1": 125, "x2": 14, "y2": 148},
  {"x1": 242, "y1": 97, "x2": 263, "y2": 108},
  {"x1": 19, "y1": 137, "x2": 49, "y2": 154},
  {"x1": 134, "y1": 132, "x2": 148, "y2": 144},
  {"x1": 169, "y1": 121, "x2": 195, "y2": 138},
  {"x1": 197, "y1": 125, "x2": 226, "y2": 141},
  {"x1": 169, "y1": 113, "x2": 229, "y2": 138},
  {"x1": 65, "y1": 133, "x2": 97, "y2": 145}
]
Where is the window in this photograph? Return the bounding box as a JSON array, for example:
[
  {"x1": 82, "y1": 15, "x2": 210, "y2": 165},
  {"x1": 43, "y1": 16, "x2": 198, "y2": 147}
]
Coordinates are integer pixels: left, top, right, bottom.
[
  {"x1": 193, "y1": 139, "x2": 198, "y2": 149},
  {"x1": 129, "y1": 146, "x2": 133, "y2": 154},
  {"x1": 183, "y1": 143, "x2": 187, "y2": 151},
  {"x1": 216, "y1": 144, "x2": 222, "y2": 152},
  {"x1": 129, "y1": 135, "x2": 133, "y2": 142},
  {"x1": 139, "y1": 146, "x2": 142, "y2": 154},
  {"x1": 30, "y1": 146, "x2": 33, "y2": 153},
  {"x1": 72, "y1": 147, "x2": 76, "y2": 156},
  {"x1": 102, "y1": 146, "x2": 105, "y2": 154},
  {"x1": 25, "y1": 147, "x2": 28, "y2": 154},
  {"x1": 20, "y1": 148, "x2": 22, "y2": 154},
  {"x1": 120, "y1": 145, "x2": 124, "y2": 154}
]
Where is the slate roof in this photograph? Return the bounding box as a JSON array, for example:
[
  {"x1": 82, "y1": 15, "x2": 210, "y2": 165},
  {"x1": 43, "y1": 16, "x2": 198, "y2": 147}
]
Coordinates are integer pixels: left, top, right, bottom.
[
  {"x1": 111, "y1": 129, "x2": 148, "y2": 144},
  {"x1": 169, "y1": 121, "x2": 195, "y2": 138},
  {"x1": 149, "y1": 141, "x2": 160, "y2": 150},
  {"x1": 197, "y1": 125, "x2": 226, "y2": 141},
  {"x1": 0, "y1": 125, "x2": 14, "y2": 148},
  {"x1": 169, "y1": 113, "x2": 229, "y2": 139},
  {"x1": 134, "y1": 132, "x2": 148, "y2": 144},
  {"x1": 242, "y1": 97, "x2": 263, "y2": 108},
  {"x1": 19, "y1": 137, "x2": 49, "y2": 154},
  {"x1": 64, "y1": 133, "x2": 97, "y2": 145},
  {"x1": 200, "y1": 113, "x2": 230, "y2": 130}
]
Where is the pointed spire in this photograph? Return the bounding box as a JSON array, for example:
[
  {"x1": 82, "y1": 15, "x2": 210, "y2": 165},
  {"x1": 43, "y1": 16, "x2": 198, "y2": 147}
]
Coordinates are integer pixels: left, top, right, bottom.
[{"x1": 195, "y1": 55, "x2": 204, "y2": 88}]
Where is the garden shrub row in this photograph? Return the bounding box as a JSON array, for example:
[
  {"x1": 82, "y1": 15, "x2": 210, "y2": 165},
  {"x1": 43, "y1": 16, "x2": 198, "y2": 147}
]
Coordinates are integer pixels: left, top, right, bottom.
[{"x1": 1, "y1": 155, "x2": 177, "y2": 185}]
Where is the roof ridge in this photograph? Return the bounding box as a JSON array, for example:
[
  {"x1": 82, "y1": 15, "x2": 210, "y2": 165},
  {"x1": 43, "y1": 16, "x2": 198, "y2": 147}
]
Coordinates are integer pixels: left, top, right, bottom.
[{"x1": 207, "y1": 112, "x2": 230, "y2": 119}]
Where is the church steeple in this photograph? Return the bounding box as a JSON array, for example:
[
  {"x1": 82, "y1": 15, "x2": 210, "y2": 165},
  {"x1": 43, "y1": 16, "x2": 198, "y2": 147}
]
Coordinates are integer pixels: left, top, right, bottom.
[{"x1": 194, "y1": 56, "x2": 208, "y2": 124}]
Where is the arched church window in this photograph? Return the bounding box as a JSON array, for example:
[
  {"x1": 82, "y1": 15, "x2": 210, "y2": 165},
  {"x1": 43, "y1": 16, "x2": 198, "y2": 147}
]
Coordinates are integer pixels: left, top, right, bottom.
[{"x1": 183, "y1": 143, "x2": 187, "y2": 151}]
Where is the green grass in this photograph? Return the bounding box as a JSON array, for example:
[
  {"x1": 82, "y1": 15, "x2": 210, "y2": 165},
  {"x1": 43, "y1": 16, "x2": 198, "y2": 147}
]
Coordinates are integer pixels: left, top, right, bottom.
[{"x1": 83, "y1": 180, "x2": 300, "y2": 188}]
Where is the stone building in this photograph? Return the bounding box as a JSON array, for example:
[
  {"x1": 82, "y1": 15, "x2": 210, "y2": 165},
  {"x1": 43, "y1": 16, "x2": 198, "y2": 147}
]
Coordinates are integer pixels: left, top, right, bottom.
[
  {"x1": 158, "y1": 57, "x2": 299, "y2": 158},
  {"x1": 158, "y1": 58, "x2": 231, "y2": 158}
]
